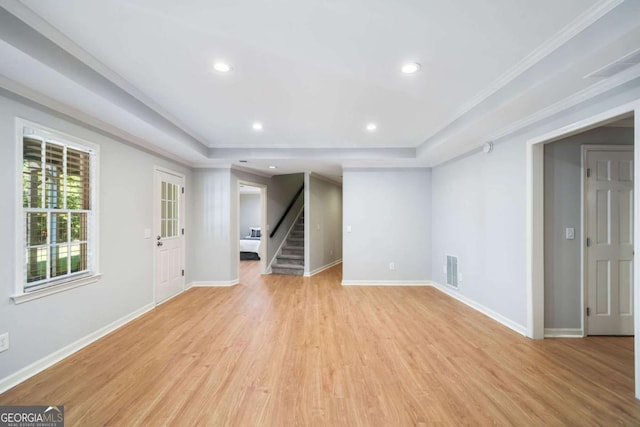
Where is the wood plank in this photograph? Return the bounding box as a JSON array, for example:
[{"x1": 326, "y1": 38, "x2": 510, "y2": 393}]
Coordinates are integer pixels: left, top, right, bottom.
[{"x1": 1, "y1": 261, "x2": 639, "y2": 425}]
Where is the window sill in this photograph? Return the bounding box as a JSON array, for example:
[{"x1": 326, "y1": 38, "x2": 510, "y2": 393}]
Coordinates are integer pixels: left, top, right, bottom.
[{"x1": 12, "y1": 273, "x2": 102, "y2": 304}]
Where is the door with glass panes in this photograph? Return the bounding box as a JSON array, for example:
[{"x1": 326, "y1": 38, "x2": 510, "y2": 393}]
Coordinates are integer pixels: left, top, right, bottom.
[{"x1": 155, "y1": 169, "x2": 184, "y2": 303}]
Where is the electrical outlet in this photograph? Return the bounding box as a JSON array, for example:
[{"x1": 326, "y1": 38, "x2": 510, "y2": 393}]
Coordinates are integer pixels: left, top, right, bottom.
[
  {"x1": 0, "y1": 333, "x2": 8, "y2": 353},
  {"x1": 389, "y1": 262, "x2": 396, "y2": 270}
]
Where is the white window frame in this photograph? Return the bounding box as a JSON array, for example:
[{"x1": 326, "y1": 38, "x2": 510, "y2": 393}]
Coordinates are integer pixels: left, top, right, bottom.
[{"x1": 13, "y1": 118, "x2": 101, "y2": 304}]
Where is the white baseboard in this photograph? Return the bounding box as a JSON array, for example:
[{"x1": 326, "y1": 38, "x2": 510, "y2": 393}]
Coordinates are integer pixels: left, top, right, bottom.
[
  {"x1": 0, "y1": 303, "x2": 155, "y2": 394},
  {"x1": 155, "y1": 285, "x2": 190, "y2": 306},
  {"x1": 428, "y1": 281, "x2": 528, "y2": 336},
  {"x1": 190, "y1": 279, "x2": 239, "y2": 287},
  {"x1": 304, "y1": 259, "x2": 342, "y2": 277},
  {"x1": 544, "y1": 328, "x2": 584, "y2": 338},
  {"x1": 342, "y1": 280, "x2": 430, "y2": 286}
]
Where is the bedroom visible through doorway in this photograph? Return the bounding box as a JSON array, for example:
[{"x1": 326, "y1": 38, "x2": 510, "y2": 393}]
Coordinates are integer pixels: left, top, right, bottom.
[{"x1": 239, "y1": 183, "x2": 267, "y2": 274}]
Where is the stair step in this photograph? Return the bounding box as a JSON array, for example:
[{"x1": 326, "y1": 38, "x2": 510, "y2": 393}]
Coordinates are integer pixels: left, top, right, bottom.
[
  {"x1": 278, "y1": 254, "x2": 304, "y2": 260},
  {"x1": 277, "y1": 254, "x2": 304, "y2": 266},
  {"x1": 272, "y1": 264, "x2": 304, "y2": 276},
  {"x1": 288, "y1": 237, "x2": 304, "y2": 243},
  {"x1": 282, "y1": 247, "x2": 304, "y2": 255}
]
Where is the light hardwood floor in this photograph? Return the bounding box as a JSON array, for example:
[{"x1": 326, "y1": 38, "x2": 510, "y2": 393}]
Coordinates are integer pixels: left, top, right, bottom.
[{"x1": 1, "y1": 261, "x2": 639, "y2": 425}]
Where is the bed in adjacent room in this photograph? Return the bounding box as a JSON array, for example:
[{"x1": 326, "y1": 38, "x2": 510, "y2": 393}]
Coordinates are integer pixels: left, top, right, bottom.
[{"x1": 240, "y1": 227, "x2": 261, "y2": 260}]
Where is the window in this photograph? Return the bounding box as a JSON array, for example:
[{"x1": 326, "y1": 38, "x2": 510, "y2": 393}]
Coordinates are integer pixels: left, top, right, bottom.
[
  {"x1": 161, "y1": 181, "x2": 180, "y2": 238},
  {"x1": 20, "y1": 122, "x2": 98, "y2": 295}
]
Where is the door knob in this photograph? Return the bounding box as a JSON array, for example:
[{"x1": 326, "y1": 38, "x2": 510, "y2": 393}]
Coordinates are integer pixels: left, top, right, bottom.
[{"x1": 157, "y1": 241, "x2": 163, "y2": 247}]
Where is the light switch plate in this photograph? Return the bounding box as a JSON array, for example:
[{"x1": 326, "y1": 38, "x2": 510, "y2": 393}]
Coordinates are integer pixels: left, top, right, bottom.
[{"x1": 566, "y1": 227, "x2": 575, "y2": 240}]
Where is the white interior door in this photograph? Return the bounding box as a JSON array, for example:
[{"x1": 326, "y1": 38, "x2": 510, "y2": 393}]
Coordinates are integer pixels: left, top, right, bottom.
[
  {"x1": 586, "y1": 147, "x2": 634, "y2": 335},
  {"x1": 155, "y1": 169, "x2": 185, "y2": 304}
]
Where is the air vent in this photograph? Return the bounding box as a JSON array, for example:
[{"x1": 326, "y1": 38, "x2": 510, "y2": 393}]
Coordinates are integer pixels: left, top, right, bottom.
[
  {"x1": 585, "y1": 48, "x2": 640, "y2": 78},
  {"x1": 446, "y1": 255, "x2": 458, "y2": 288}
]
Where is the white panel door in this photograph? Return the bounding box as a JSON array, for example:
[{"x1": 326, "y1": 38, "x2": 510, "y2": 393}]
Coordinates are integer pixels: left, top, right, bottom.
[
  {"x1": 586, "y1": 147, "x2": 634, "y2": 335},
  {"x1": 155, "y1": 170, "x2": 184, "y2": 304}
]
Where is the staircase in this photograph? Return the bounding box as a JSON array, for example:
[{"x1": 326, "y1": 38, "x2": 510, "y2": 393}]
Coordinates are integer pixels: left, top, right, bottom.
[{"x1": 271, "y1": 212, "x2": 304, "y2": 275}]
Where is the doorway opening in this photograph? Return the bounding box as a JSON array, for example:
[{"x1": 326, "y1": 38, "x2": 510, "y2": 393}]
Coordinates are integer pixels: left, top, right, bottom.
[
  {"x1": 238, "y1": 182, "x2": 267, "y2": 276},
  {"x1": 527, "y1": 104, "x2": 639, "y2": 398},
  {"x1": 542, "y1": 117, "x2": 634, "y2": 337}
]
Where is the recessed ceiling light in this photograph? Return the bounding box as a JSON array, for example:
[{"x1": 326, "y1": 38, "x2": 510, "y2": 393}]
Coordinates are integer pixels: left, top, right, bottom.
[
  {"x1": 252, "y1": 122, "x2": 263, "y2": 131},
  {"x1": 268, "y1": 165, "x2": 277, "y2": 169},
  {"x1": 213, "y1": 62, "x2": 232, "y2": 73},
  {"x1": 366, "y1": 123, "x2": 377, "y2": 132},
  {"x1": 401, "y1": 62, "x2": 421, "y2": 74}
]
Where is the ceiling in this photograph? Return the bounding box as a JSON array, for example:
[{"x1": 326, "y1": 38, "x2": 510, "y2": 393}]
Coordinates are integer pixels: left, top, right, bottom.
[{"x1": 1, "y1": 0, "x2": 640, "y2": 181}]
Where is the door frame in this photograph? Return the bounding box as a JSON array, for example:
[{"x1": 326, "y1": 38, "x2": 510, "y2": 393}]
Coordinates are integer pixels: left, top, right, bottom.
[
  {"x1": 153, "y1": 166, "x2": 186, "y2": 306},
  {"x1": 526, "y1": 100, "x2": 640, "y2": 398},
  {"x1": 581, "y1": 145, "x2": 634, "y2": 336},
  {"x1": 237, "y1": 180, "x2": 268, "y2": 276}
]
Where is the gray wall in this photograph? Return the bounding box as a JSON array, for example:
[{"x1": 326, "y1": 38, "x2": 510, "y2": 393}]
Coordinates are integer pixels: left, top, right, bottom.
[
  {"x1": 307, "y1": 174, "x2": 343, "y2": 274},
  {"x1": 432, "y1": 140, "x2": 527, "y2": 326},
  {"x1": 239, "y1": 193, "x2": 261, "y2": 238},
  {"x1": 0, "y1": 93, "x2": 192, "y2": 380},
  {"x1": 430, "y1": 79, "x2": 640, "y2": 333},
  {"x1": 342, "y1": 168, "x2": 432, "y2": 283},
  {"x1": 544, "y1": 126, "x2": 634, "y2": 329},
  {"x1": 265, "y1": 173, "x2": 304, "y2": 266}
]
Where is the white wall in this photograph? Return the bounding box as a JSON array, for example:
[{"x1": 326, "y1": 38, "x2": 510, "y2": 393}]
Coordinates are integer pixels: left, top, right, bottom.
[
  {"x1": 431, "y1": 141, "x2": 527, "y2": 328},
  {"x1": 544, "y1": 126, "x2": 634, "y2": 330},
  {"x1": 342, "y1": 168, "x2": 431, "y2": 284},
  {"x1": 239, "y1": 193, "x2": 261, "y2": 238},
  {"x1": 189, "y1": 168, "x2": 235, "y2": 283},
  {"x1": 307, "y1": 174, "x2": 342, "y2": 275},
  {"x1": 0, "y1": 93, "x2": 191, "y2": 383}
]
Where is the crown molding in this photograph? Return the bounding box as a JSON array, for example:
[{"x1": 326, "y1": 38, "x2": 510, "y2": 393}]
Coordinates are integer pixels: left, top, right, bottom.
[
  {"x1": 486, "y1": 62, "x2": 640, "y2": 143},
  {"x1": 0, "y1": 0, "x2": 210, "y2": 147},
  {"x1": 420, "y1": 0, "x2": 624, "y2": 145},
  {"x1": 0, "y1": 75, "x2": 194, "y2": 166}
]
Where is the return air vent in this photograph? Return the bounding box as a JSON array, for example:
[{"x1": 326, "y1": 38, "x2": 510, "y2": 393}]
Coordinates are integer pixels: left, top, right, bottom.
[
  {"x1": 585, "y1": 48, "x2": 640, "y2": 78},
  {"x1": 446, "y1": 255, "x2": 458, "y2": 288}
]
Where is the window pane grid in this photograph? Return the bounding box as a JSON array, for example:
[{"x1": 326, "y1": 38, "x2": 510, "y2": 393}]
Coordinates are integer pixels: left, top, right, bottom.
[
  {"x1": 22, "y1": 128, "x2": 94, "y2": 290},
  {"x1": 23, "y1": 137, "x2": 43, "y2": 209},
  {"x1": 160, "y1": 182, "x2": 179, "y2": 238}
]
